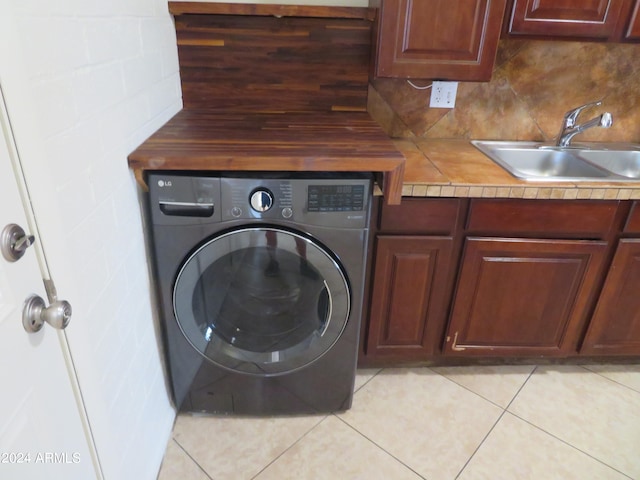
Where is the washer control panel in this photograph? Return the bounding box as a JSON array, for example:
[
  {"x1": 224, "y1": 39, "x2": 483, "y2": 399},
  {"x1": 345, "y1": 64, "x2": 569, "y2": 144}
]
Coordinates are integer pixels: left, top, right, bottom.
[
  {"x1": 224, "y1": 178, "x2": 294, "y2": 220},
  {"x1": 221, "y1": 176, "x2": 371, "y2": 227},
  {"x1": 148, "y1": 172, "x2": 372, "y2": 228}
]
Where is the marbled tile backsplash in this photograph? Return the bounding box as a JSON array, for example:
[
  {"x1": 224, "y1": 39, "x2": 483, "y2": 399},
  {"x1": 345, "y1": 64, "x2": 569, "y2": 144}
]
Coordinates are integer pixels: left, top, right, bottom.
[{"x1": 368, "y1": 39, "x2": 640, "y2": 143}]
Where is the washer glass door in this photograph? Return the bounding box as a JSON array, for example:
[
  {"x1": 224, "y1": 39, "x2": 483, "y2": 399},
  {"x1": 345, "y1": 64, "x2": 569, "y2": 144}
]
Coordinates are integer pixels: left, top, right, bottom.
[{"x1": 173, "y1": 227, "x2": 350, "y2": 375}]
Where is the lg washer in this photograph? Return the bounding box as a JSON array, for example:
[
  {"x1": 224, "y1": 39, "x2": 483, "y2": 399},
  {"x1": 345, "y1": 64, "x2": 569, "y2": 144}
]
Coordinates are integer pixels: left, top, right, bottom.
[{"x1": 147, "y1": 171, "x2": 372, "y2": 415}]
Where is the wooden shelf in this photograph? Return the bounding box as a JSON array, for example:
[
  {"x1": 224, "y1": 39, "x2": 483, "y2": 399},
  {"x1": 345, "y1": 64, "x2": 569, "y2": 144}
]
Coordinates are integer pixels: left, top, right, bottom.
[{"x1": 168, "y1": 1, "x2": 376, "y2": 20}]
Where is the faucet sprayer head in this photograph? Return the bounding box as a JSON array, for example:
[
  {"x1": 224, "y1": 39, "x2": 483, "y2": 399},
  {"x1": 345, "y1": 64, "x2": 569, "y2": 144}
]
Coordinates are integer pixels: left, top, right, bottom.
[{"x1": 557, "y1": 102, "x2": 614, "y2": 147}]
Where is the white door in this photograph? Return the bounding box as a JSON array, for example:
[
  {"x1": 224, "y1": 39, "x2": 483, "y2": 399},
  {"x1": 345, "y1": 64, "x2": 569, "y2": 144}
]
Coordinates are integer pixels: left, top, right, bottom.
[{"x1": 0, "y1": 93, "x2": 99, "y2": 479}]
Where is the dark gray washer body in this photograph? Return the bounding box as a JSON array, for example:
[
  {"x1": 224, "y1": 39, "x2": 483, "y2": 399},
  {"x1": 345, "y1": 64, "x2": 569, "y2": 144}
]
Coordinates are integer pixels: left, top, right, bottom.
[{"x1": 147, "y1": 171, "x2": 372, "y2": 415}]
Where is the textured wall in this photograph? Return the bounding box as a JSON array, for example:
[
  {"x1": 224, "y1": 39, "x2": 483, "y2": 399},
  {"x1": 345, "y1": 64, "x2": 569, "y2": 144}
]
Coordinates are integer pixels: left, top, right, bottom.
[
  {"x1": 1, "y1": 1, "x2": 182, "y2": 479},
  {"x1": 369, "y1": 39, "x2": 640, "y2": 143}
]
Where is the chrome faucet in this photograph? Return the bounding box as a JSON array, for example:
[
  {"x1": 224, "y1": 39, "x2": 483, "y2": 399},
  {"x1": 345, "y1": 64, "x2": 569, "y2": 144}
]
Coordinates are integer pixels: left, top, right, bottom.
[{"x1": 556, "y1": 101, "x2": 613, "y2": 147}]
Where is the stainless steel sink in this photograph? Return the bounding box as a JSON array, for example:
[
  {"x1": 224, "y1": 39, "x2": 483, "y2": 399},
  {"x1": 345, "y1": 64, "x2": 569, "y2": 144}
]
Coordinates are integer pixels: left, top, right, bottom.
[
  {"x1": 578, "y1": 150, "x2": 640, "y2": 179},
  {"x1": 472, "y1": 141, "x2": 640, "y2": 182}
]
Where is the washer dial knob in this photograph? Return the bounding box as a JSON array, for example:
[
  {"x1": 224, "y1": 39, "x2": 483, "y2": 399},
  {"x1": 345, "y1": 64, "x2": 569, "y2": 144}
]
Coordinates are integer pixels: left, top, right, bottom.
[{"x1": 250, "y1": 189, "x2": 274, "y2": 212}]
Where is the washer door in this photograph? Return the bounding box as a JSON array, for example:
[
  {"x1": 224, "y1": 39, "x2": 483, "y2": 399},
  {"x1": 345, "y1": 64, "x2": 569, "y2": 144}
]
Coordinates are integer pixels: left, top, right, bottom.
[{"x1": 173, "y1": 226, "x2": 351, "y2": 375}]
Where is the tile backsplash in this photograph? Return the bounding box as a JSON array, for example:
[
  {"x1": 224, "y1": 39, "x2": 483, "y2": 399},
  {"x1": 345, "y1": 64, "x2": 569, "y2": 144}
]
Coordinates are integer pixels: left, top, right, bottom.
[{"x1": 368, "y1": 39, "x2": 640, "y2": 143}]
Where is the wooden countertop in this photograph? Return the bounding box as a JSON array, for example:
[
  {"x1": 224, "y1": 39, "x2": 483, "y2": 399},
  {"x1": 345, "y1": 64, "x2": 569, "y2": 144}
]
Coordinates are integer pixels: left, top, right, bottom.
[
  {"x1": 396, "y1": 139, "x2": 640, "y2": 201},
  {"x1": 128, "y1": 109, "x2": 405, "y2": 204}
]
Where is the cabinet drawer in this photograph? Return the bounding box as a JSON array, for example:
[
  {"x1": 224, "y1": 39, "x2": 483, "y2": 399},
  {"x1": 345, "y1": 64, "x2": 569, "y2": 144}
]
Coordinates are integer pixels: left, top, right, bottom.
[
  {"x1": 624, "y1": 201, "x2": 640, "y2": 233},
  {"x1": 379, "y1": 197, "x2": 464, "y2": 235},
  {"x1": 467, "y1": 199, "x2": 619, "y2": 238}
]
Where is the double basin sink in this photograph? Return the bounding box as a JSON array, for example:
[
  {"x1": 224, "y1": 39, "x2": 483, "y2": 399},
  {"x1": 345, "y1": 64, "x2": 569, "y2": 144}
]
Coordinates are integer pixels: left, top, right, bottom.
[{"x1": 472, "y1": 141, "x2": 640, "y2": 182}]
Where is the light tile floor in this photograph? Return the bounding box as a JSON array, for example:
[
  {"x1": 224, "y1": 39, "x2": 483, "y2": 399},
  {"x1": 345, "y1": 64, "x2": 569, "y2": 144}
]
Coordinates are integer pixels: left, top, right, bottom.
[{"x1": 157, "y1": 364, "x2": 640, "y2": 480}]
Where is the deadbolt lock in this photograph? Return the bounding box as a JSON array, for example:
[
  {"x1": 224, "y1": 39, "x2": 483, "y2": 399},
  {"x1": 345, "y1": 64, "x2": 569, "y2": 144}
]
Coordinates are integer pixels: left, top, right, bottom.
[{"x1": 1, "y1": 223, "x2": 35, "y2": 262}]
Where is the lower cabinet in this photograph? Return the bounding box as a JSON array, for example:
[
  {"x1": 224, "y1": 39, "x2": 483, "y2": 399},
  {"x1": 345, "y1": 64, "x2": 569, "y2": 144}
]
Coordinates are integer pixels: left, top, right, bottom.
[
  {"x1": 443, "y1": 237, "x2": 608, "y2": 356},
  {"x1": 363, "y1": 197, "x2": 465, "y2": 361},
  {"x1": 581, "y1": 239, "x2": 640, "y2": 355},
  {"x1": 361, "y1": 197, "x2": 640, "y2": 364},
  {"x1": 366, "y1": 236, "x2": 456, "y2": 358}
]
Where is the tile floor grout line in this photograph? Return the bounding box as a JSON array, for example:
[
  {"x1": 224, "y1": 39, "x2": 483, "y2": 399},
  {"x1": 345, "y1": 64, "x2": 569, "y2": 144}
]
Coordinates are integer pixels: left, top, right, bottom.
[
  {"x1": 506, "y1": 366, "x2": 634, "y2": 480},
  {"x1": 355, "y1": 365, "x2": 536, "y2": 479},
  {"x1": 171, "y1": 438, "x2": 215, "y2": 480},
  {"x1": 248, "y1": 414, "x2": 329, "y2": 480},
  {"x1": 430, "y1": 365, "x2": 536, "y2": 411},
  {"x1": 333, "y1": 414, "x2": 428, "y2": 480},
  {"x1": 454, "y1": 365, "x2": 538, "y2": 479},
  {"x1": 453, "y1": 409, "x2": 507, "y2": 479},
  {"x1": 166, "y1": 370, "x2": 382, "y2": 480},
  {"x1": 354, "y1": 367, "x2": 384, "y2": 393},
  {"x1": 504, "y1": 411, "x2": 635, "y2": 480},
  {"x1": 579, "y1": 364, "x2": 640, "y2": 395},
  {"x1": 162, "y1": 364, "x2": 640, "y2": 479},
  {"x1": 503, "y1": 365, "x2": 538, "y2": 411}
]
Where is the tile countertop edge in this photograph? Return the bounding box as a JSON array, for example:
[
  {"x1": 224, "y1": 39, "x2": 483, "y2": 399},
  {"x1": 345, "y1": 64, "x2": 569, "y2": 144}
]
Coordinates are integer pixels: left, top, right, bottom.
[{"x1": 389, "y1": 138, "x2": 640, "y2": 201}]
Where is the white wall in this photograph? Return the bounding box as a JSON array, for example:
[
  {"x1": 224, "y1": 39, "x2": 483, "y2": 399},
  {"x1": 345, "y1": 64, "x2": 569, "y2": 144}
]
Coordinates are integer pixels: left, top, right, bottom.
[{"x1": 1, "y1": 0, "x2": 182, "y2": 478}]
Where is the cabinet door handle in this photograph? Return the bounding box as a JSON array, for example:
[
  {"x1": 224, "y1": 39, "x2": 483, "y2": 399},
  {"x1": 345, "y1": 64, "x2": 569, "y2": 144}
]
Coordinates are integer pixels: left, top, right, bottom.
[{"x1": 448, "y1": 331, "x2": 466, "y2": 352}]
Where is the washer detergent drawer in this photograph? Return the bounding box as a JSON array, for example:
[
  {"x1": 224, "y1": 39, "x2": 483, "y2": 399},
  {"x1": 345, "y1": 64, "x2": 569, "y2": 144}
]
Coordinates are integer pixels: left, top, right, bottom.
[
  {"x1": 149, "y1": 173, "x2": 222, "y2": 225},
  {"x1": 159, "y1": 200, "x2": 214, "y2": 217}
]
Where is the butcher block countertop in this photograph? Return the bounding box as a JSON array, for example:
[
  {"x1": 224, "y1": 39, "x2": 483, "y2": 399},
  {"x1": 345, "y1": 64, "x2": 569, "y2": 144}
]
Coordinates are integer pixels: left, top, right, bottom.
[
  {"x1": 127, "y1": 109, "x2": 406, "y2": 204},
  {"x1": 395, "y1": 139, "x2": 640, "y2": 201}
]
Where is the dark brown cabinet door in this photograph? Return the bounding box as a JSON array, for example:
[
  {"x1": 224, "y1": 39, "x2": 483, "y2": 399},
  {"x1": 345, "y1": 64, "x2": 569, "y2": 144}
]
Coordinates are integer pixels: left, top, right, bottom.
[
  {"x1": 623, "y1": 0, "x2": 640, "y2": 39},
  {"x1": 445, "y1": 237, "x2": 607, "y2": 356},
  {"x1": 366, "y1": 236, "x2": 456, "y2": 359},
  {"x1": 507, "y1": 0, "x2": 626, "y2": 39},
  {"x1": 375, "y1": 0, "x2": 507, "y2": 81},
  {"x1": 581, "y1": 239, "x2": 640, "y2": 355}
]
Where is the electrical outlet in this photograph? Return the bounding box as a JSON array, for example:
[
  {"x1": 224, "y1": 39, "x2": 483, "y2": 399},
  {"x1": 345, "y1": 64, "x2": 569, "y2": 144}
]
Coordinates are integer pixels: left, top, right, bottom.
[{"x1": 429, "y1": 81, "x2": 458, "y2": 108}]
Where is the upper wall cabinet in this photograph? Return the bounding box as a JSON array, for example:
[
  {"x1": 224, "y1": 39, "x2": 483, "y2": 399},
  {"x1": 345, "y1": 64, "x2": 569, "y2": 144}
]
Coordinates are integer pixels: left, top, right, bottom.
[
  {"x1": 505, "y1": 0, "x2": 640, "y2": 42},
  {"x1": 372, "y1": 0, "x2": 508, "y2": 81}
]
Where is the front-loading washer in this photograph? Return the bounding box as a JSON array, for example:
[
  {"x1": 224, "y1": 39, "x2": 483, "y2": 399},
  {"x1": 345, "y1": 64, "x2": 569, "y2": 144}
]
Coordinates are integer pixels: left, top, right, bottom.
[{"x1": 147, "y1": 171, "x2": 372, "y2": 415}]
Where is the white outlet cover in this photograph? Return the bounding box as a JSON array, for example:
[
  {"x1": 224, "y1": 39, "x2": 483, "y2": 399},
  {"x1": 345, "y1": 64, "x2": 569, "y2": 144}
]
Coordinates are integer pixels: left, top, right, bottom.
[{"x1": 430, "y1": 81, "x2": 458, "y2": 108}]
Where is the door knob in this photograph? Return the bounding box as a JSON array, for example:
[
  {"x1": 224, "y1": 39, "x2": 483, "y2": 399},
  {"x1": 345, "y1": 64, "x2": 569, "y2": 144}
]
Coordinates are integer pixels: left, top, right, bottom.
[
  {"x1": 23, "y1": 295, "x2": 72, "y2": 333},
  {"x1": 1, "y1": 223, "x2": 35, "y2": 262}
]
